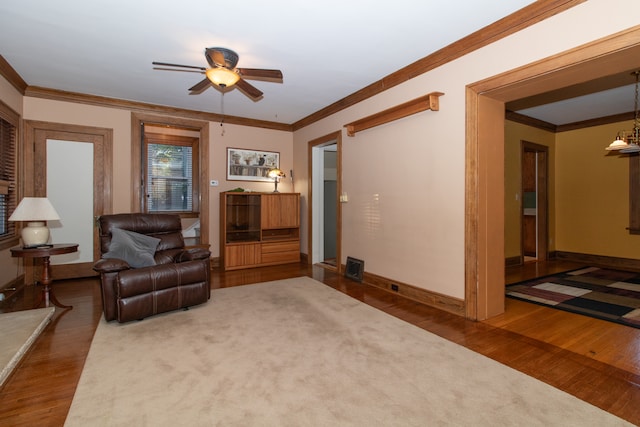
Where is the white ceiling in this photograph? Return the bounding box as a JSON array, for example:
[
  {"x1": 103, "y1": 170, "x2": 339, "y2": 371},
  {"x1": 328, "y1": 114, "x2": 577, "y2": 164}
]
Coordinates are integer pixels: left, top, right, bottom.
[{"x1": 0, "y1": 1, "x2": 634, "y2": 126}]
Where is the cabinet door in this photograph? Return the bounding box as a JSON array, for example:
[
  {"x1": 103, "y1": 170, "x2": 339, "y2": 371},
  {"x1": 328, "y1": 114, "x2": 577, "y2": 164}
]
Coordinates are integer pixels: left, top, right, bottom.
[
  {"x1": 261, "y1": 194, "x2": 300, "y2": 229},
  {"x1": 225, "y1": 243, "x2": 261, "y2": 269}
]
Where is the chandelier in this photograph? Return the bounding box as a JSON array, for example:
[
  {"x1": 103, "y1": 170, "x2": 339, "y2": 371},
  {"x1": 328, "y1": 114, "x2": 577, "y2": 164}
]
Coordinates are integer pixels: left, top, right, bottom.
[{"x1": 605, "y1": 71, "x2": 640, "y2": 153}]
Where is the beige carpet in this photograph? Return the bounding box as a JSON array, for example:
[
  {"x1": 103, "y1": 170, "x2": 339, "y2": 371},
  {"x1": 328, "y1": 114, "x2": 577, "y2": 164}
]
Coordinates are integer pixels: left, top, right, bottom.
[
  {"x1": 0, "y1": 307, "x2": 55, "y2": 387},
  {"x1": 65, "y1": 277, "x2": 631, "y2": 426}
]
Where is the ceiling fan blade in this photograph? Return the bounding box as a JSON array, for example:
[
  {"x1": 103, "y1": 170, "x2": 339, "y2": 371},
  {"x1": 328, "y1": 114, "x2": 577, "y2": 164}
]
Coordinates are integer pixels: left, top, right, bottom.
[
  {"x1": 189, "y1": 78, "x2": 212, "y2": 94},
  {"x1": 152, "y1": 61, "x2": 206, "y2": 71},
  {"x1": 153, "y1": 67, "x2": 204, "y2": 74},
  {"x1": 235, "y1": 78, "x2": 264, "y2": 101},
  {"x1": 237, "y1": 68, "x2": 283, "y2": 82}
]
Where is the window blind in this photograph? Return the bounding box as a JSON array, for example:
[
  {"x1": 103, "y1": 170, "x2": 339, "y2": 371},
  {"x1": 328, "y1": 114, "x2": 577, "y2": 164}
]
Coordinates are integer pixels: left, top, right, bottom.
[
  {"x1": 146, "y1": 143, "x2": 193, "y2": 212},
  {"x1": 0, "y1": 115, "x2": 16, "y2": 237}
]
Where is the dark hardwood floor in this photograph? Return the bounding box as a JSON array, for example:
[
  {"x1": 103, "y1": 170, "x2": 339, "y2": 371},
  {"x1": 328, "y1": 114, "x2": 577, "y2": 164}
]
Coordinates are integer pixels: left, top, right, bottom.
[{"x1": 1, "y1": 260, "x2": 639, "y2": 426}]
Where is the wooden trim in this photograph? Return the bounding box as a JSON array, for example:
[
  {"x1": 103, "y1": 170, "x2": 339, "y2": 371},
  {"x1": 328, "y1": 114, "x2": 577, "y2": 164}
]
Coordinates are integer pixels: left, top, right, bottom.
[
  {"x1": 555, "y1": 251, "x2": 640, "y2": 272},
  {"x1": 345, "y1": 92, "x2": 443, "y2": 137},
  {"x1": 505, "y1": 111, "x2": 557, "y2": 132},
  {"x1": 307, "y1": 131, "x2": 342, "y2": 270},
  {"x1": 557, "y1": 111, "x2": 636, "y2": 133},
  {"x1": 357, "y1": 268, "x2": 465, "y2": 316},
  {"x1": 292, "y1": 0, "x2": 584, "y2": 131},
  {"x1": 0, "y1": 55, "x2": 28, "y2": 94},
  {"x1": 508, "y1": 111, "x2": 636, "y2": 133},
  {"x1": 24, "y1": 86, "x2": 292, "y2": 132}
]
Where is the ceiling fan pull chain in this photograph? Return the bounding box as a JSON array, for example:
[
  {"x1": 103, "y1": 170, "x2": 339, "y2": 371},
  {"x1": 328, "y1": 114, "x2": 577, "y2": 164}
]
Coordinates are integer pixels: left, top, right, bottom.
[{"x1": 220, "y1": 92, "x2": 226, "y2": 136}]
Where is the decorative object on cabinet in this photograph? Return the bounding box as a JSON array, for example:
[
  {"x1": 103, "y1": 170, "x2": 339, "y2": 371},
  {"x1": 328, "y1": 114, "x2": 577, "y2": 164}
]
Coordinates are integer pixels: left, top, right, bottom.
[
  {"x1": 267, "y1": 168, "x2": 286, "y2": 192},
  {"x1": 227, "y1": 148, "x2": 279, "y2": 182},
  {"x1": 220, "y1": 192, "x2": 300, "y2": 270}
]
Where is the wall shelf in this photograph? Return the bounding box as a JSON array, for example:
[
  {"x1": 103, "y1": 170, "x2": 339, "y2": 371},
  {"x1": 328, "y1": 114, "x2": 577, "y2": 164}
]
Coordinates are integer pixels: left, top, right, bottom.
[{"x1": 344, "y1": 91, "x2": 444, "y2": 137}]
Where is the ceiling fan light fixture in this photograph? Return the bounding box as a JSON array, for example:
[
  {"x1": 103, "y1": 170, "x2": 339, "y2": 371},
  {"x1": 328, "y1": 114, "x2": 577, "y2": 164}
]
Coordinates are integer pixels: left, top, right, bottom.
[{"x1": 206, "y1": 67, "x2": 240, "y2": 88}]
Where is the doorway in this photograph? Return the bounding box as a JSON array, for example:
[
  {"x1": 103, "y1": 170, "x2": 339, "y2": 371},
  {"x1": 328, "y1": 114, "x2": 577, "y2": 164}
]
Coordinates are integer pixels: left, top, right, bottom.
[
  {"x1": 25, "y1": 120, "x2": 113, "y2": 280},
  {"x1": 521, "y1": 141, "x2": 548, "y2": 263},
  {"x1": 308, "y1": 131, "x2": 342, "y2": 270},
  {"x1": 466, "y1": 27, "x2": 640, "y2": 320}
]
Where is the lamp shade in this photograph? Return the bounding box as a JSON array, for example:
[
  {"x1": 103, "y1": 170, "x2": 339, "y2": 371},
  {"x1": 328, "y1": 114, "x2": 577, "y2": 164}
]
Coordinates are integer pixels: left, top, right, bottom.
[
  {"x1": 605, "y1": 136, "x2": 629, "y2": 151},
  {"x1": 8, "y1": 197, "x2": 60, "y2": 221},
  {"x1": 8, "y1": 197, "x2": 60, "y2": 247},
  {"x1": 205, "y1": 67, "x2": 240, "y2": 88},
  {"x1": 267, "y1": 168, "x2": 285, "y2": 178}
]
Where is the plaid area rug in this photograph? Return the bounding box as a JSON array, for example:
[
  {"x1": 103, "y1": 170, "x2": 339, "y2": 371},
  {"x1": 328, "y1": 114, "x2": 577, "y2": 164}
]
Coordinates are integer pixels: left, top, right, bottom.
[{"x1": 506, "y1": 267, "x2": 640, "y2": 329}]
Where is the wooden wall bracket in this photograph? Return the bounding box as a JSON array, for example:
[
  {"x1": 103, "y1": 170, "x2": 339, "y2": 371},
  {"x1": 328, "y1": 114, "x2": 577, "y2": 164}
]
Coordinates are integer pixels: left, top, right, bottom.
[{"x1": 344, "y1": 91, "x2": 444, "y2": 137}]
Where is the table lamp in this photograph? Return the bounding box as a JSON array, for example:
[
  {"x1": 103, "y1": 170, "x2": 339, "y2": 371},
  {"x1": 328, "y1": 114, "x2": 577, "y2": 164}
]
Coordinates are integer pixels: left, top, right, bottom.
[
  {"x1": 267, "y1": 168, "x2": 286, "y2": 193},
  {"x1": 8, "y1": 197, "x2": 60, "y2": 248}
]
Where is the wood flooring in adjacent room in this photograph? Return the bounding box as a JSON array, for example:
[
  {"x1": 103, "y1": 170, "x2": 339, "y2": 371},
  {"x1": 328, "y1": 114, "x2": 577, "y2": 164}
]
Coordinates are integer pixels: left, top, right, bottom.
[{"x1": 0, "y1": 261, "x2": 638, "y2": 426}]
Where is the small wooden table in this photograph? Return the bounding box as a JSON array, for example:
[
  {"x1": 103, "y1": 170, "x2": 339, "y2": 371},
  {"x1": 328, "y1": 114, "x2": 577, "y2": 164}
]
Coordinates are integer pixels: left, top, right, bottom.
[{"x1": 10, "y1": 243, "x2": 79, "y2": 309}]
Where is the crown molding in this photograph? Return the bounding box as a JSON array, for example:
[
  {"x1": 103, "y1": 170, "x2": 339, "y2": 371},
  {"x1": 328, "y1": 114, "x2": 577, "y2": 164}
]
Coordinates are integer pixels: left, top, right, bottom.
[
  {"x1": 0, "y1": 55, "x2": 28, "y2": 94},
  {"x1": 23, "y1": 86, "x2": 292, "y2": 132}
]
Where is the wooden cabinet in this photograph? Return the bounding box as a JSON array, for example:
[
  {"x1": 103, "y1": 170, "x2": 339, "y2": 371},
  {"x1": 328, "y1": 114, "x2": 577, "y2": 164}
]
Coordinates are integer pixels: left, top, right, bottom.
[{"x1": 221, "y1": 192, "x2": 300, "y2": 270}]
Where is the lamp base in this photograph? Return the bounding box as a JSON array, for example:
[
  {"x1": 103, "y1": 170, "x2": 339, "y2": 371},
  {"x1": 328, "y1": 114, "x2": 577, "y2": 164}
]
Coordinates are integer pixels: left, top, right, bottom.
[{"x1": 21, "y1": 221, "x2": 51, "y2": 247}]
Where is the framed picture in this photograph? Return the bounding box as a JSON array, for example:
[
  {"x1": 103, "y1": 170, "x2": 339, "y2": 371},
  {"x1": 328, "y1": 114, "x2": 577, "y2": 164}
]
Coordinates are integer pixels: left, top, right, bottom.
[{"x1": 227, "y1": 148, "x2": 280, "y2": 182}]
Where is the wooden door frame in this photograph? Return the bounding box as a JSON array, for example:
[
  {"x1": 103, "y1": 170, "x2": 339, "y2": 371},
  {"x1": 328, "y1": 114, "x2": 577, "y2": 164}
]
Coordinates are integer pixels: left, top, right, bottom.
[
  {"x1": 23, "y1": 120, "x2": 113, "y2": 280},
  {"x1": 307, "y1": 131, "x2": 342, "y2": 271},
  {"x1": 466, "y1": 26, "x2": 640, "y2": 320},
  {"x1": 520, "y1": 141, "x2": 548, "y2": 263}
]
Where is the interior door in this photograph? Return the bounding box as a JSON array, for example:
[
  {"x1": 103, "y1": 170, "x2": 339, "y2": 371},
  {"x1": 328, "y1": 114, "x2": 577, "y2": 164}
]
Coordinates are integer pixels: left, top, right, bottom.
[
  {"x1": 520, "y1": 141, "x2": 548, "y2": 263},
  {"x1": 27, "y1": 121, "x2": 113, "y2": 280},
  {"x1": 309, "y1": 131, "x2": 341, "y2": 270}
]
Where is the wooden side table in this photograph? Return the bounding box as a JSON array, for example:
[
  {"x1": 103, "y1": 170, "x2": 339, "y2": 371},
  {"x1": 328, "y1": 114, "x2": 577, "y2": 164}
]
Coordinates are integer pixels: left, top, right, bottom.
[{"x1": 10, "y1": 243, "x2": 79, "y2": 309}]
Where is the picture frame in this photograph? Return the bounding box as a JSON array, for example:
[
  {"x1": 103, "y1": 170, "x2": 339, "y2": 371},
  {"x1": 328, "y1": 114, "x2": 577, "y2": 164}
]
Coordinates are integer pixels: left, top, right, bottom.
[{"x1": 227, "y1": 148, "x2": 280, "y2": 182}]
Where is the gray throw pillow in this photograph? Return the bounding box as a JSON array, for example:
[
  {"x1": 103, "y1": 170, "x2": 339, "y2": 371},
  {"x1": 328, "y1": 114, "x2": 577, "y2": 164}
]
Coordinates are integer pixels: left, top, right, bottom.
[{"x1": 102, "y1": 228, "x2": 161, "y2": 268}]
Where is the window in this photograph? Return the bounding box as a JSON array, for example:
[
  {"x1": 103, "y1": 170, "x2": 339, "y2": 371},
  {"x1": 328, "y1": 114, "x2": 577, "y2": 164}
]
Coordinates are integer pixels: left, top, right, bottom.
[
  {"x1": 0, "y1": 100, "x2": 18, "y2": 249},
  {"x1": 143, "y1": 133, "x2": 199, "y2": 214}
]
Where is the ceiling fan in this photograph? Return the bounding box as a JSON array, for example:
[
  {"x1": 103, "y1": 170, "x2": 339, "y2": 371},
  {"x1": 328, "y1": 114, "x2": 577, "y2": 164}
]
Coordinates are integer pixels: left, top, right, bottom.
[{"x1": 152, "y1": 47, "x2": 283, "y2": 101}]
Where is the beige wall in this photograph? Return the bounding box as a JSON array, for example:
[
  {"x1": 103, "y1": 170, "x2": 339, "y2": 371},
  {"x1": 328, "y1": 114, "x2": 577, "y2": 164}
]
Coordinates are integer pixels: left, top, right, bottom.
[
  {"x1": 504, "y1": 121, "x2": 556, "y2": 259},
  {"x1": 292, "y1": 0, "x2": 640, "y2": 300}
]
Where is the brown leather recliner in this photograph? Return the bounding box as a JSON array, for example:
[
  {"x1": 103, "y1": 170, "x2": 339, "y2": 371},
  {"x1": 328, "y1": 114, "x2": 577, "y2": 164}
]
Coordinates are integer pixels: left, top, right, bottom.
[{"x1": 93, "y1": 213, "x2": 211, "y2": 323}]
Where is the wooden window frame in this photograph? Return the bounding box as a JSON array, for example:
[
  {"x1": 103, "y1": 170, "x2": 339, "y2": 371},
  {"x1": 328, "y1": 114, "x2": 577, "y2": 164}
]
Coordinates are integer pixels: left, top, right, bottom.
[{"x1": 0, "y1": 99, "x2": 19, "y2": 250}]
